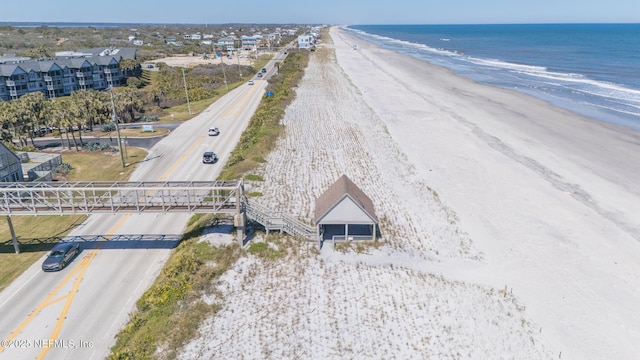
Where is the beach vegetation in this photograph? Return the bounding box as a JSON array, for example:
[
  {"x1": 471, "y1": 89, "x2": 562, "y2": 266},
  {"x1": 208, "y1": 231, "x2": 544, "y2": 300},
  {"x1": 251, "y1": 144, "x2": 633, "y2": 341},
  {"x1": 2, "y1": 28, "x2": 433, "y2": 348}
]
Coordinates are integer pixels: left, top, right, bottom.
[
  {"x1": 108, "y1": 213, "x2": 242, "y2": 360},
  {"x1": 245, "y1": 174, "x2": 264, "y2": 181},
  {"x1": 106, "y1": 41, "x2": 312, "y2": 359},
  {"x1": 219, "y1": 50, "x2": 310, "y2": 179}
]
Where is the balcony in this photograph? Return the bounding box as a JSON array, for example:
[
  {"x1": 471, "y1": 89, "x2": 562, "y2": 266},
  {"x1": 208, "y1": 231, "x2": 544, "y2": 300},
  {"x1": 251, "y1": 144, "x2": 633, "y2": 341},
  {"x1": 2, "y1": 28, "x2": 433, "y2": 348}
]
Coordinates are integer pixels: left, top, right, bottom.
[
  {"x1": 44, "y1": 76, "x2": 53, "y2": 82},
  {"x1": 9, "y1": 90, "x2": 17, "y2": 96},
  {"x1": 6, "y1": 80, "x2": 15, "y2": 86},
  {"x1": 76, "y1": 71, "x2": 86, "y2": 78},
  {"x1": 47, "y1": 85, "x2": 55, "y2": 91}
]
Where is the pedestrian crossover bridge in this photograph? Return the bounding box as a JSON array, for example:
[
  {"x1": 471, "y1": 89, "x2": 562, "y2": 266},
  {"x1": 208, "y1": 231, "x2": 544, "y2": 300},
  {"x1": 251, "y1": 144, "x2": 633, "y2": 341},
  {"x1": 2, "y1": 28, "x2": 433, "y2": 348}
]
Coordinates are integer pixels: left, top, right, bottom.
[
  {"x1": 0, "y1": 181, "x2": 319, "y2": 253},
  {"x1": 0, "y1": 181, "x2": 241, "y2": 215}
]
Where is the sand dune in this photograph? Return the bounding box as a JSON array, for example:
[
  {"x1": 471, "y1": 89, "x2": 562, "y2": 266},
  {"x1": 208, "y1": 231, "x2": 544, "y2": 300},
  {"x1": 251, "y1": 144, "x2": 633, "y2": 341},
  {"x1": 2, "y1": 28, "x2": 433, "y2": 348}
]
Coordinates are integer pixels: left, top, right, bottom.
[{"x1": 180, "y1": 27, "x2": 640, "y2": 360}]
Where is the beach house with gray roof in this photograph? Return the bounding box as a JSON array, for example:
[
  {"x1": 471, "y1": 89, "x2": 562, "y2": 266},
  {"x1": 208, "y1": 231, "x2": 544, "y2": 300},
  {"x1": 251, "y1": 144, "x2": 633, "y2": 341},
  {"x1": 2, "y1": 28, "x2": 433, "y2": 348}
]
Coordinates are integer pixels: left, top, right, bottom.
[{"x1": 314, "y1": 175, "x2": 379, "y2": 243}]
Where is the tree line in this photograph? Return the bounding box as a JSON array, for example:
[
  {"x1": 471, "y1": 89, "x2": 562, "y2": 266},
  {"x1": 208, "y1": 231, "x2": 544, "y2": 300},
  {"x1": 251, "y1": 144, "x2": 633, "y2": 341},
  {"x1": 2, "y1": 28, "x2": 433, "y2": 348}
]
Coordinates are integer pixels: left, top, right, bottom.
[
  {"x1": 0, "y1": 58, "x2": 257, "y2": 151},
  {"x1": 0, "y1": 88, "x2": 143, "y2": 151}
]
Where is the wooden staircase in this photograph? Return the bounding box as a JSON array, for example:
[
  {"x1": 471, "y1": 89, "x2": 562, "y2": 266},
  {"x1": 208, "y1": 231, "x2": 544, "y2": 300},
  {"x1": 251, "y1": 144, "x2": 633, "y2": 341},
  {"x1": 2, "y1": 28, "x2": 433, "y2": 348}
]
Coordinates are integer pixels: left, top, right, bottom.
[{"x1": 243, "y1": 199, "x2": 318, "y2": 242}]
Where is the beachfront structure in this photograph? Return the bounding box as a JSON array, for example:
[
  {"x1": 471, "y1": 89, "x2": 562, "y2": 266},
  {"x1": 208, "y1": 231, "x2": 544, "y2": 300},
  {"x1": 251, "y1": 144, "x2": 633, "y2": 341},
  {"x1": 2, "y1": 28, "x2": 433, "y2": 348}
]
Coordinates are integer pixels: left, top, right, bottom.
[
  {"x1": 314, "y1": 175, "x2": 379, "y2": 243},
  {"x1": 297, "y1": 34, "x2": 315, "y2": 50},
  {"x1": 0, "y1": 47, "x2": 136, "y2": 101}
]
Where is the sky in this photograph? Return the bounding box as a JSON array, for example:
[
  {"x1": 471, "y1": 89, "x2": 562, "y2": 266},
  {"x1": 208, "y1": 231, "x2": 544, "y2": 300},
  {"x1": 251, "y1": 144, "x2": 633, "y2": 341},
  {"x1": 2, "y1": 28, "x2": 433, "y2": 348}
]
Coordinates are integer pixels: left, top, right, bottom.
[{"x1": 1, "y1": 0, "x2": 639, "y2": 25}]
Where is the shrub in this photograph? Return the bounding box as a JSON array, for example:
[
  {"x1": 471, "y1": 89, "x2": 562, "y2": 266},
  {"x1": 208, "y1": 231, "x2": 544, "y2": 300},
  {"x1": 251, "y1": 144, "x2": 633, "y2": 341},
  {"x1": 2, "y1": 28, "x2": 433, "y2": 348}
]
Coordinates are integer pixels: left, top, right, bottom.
[
  {"x1": 140, "y1": 115, "x2": 158, "y2": 122},
  {"x1": 248, "y1": 241, "x2": 284, "y2": 260},
  {"x1": 84, "y1": 142, "x2": 111, "y2": 151},
  {"x1": 245, "y1": 174, "x2": 263, "y2": 181},
  {"x1": 54, "y1": 163, "x2": 73, "y2": 174},
  {"x1": 102, "y1": 123, "x2": 116, "y2": 132}
]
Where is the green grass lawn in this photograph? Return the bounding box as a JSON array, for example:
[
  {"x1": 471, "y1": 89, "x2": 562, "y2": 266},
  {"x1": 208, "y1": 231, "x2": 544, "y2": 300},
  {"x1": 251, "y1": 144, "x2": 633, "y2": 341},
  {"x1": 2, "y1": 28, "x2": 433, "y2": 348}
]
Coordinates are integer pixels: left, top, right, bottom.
[{"x1": 0, "y1": 147, "x2": 148, "y2": 292}]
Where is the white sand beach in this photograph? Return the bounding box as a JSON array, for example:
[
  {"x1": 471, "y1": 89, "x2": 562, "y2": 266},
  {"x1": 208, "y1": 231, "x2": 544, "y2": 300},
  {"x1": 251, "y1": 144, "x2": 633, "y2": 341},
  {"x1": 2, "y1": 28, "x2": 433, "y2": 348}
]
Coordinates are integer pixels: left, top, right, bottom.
[{"x1": 180, "y1": 27, "x2": 640, "y2": 359}]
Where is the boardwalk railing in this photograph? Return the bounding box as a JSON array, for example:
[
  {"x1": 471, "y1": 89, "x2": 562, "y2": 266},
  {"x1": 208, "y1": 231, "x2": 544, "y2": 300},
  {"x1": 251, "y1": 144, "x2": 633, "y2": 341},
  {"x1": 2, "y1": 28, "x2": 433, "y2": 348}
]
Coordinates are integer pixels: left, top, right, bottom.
[
  {"x1": 0, "y1": 180, "x2": 322, "y2": 253},
  {"x1": 244, "y1": 199, "x2": 318, "y2": 241},
  {"x1": 0, "y1": 181, "x2": 240, "y2": 215}
]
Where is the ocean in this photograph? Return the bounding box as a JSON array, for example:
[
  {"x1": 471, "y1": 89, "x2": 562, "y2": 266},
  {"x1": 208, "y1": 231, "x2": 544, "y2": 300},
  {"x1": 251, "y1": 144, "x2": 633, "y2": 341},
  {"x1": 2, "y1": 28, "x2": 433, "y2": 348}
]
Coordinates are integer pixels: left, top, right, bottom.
[{"x1": 345, "y1": 24, "x2": 640, "y2": 131}]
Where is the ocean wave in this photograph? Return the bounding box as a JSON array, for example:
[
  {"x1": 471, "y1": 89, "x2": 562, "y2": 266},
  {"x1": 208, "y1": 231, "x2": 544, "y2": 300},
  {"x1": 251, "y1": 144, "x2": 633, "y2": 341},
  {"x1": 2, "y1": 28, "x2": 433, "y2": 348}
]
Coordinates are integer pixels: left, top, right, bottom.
[
  {"x1": 466, "y1": 57, "x2": 548, "y2": 73},
  {"x1": 345, "y1": 27, "x2": 461, "y2": 58},
  {"x1": 515, "y1": 70, "x2": 640, "y2": 102},
  {"x1": 345, "y1": 25, "x2": 640, "y2": 129}
]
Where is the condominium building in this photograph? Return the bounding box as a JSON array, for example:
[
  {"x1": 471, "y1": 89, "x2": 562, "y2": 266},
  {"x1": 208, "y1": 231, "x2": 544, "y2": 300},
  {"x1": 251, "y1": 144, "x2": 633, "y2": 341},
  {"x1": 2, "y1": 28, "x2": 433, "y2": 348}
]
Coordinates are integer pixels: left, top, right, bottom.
[{"x1": 0, "y1": 47, "x2": 136, "y2": 101}]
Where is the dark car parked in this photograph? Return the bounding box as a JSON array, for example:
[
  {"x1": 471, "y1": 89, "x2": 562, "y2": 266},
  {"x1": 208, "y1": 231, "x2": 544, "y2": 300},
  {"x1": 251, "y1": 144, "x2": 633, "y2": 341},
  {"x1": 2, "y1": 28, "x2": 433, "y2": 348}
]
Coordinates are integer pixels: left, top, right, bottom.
[
  {"x1": 202, "y1": 151, "x2": 218, "y2": 164},
  {"x1": 42, "y1": 242, "x2": 80, "y2": 271}
]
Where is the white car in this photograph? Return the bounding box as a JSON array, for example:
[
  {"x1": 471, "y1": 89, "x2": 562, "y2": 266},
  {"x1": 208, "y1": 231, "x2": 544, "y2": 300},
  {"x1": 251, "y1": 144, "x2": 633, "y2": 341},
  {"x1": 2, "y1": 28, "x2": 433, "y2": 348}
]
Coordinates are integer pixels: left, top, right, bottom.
[
  {"x1": 208, "y1": 127, "x2": 220, "y2": 136},
  {"x1": 248, "y1": 80, "x2": 254, "y2": 85}
]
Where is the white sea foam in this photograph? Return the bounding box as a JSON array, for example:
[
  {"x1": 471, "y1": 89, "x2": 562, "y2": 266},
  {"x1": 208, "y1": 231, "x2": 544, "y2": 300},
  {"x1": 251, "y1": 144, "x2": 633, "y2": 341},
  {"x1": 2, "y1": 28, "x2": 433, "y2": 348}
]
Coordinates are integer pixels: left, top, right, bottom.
[{"x1": 346, "y1": 25, "x2": 640, "y2": 128}]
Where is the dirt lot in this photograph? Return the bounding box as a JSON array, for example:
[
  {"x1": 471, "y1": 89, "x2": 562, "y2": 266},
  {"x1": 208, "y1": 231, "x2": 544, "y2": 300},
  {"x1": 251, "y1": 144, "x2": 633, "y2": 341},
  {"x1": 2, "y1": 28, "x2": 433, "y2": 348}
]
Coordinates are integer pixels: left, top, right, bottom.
[{"x1": 149, "y1": 50, "x2": 267, "y2": 68}]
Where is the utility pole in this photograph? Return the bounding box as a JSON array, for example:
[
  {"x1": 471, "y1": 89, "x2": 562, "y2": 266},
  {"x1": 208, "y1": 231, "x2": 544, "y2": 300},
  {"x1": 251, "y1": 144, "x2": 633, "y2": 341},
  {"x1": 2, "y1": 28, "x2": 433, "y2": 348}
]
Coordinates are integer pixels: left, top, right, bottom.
[
  {"x1": 109, "y1": 87, "x2": 125, "y2": 168},
  {"x1": 7, "y1": 215, "x2": 19, "y2": 253},
  {"x1": 220, "y1": 55, "x2": 229, "y2": 91},
  {"x1": 182, "y1": 67, "x2": 192, "y2": 114}
]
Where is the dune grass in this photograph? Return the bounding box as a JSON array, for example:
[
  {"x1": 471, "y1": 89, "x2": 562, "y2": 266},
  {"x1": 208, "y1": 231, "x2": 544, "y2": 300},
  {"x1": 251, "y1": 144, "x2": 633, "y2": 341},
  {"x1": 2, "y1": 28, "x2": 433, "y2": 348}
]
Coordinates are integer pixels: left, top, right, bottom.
[{"x1": 108, "y1": 214, "x2": 242, "y2": 360}]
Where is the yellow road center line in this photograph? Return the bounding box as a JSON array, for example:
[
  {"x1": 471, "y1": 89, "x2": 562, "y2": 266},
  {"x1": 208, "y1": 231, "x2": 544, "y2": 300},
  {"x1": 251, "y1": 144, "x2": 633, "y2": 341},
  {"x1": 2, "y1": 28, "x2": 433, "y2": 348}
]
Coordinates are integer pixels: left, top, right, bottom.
[
  {"x1": 0, "y1": 214, "x2": 131, "y2": 356},
  {"x1": 2, "y1": 87, "x2": 239, "y2": 354},
  {"x1": 37, "y1": 255, "x2": 92, "y2": 359},
  {"x1": 220, "y1": 85, "x2": 258, "y2": 119},
  {"x1": 0, "y1": 259, "x2": 84, "y2": 352},
  {"x1": 42, "y1": 294, "x2": 72, "y2": 308},
  {"x1": 232, "y1": 86, "x2": 259, "y2": 118},
  {"x1": 160, "y1": 135, "x2": 205, "y2": 181}
]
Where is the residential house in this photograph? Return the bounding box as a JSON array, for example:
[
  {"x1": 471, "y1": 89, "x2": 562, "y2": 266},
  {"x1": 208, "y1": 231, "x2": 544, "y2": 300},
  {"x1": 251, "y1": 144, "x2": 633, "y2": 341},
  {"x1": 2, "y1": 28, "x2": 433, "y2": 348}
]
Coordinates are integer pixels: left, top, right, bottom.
[
  {"x1": 297, "y1": 34, "x2": 315, "y2": 50},
  {"x1": 216, "y1": 36, "x2": 237, "y2": 51}
]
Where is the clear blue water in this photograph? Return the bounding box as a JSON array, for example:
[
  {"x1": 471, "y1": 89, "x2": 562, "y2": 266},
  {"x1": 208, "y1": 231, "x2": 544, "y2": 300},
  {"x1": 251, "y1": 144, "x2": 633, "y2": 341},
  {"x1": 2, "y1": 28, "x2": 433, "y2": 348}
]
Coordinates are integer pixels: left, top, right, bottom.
[{"x1": 346, "y1": 24, "x2": 640, "y2": 130}]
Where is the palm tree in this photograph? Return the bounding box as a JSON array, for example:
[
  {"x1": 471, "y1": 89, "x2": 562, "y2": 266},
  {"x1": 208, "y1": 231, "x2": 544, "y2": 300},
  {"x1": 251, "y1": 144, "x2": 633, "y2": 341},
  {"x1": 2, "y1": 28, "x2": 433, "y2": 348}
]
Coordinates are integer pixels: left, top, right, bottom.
[
  {"x1": 114, "y1": 87, "x2": 144, "y2": 122},
  {"x1": 49, "y1": 97, "x2": 81, "y2": 150},
  {"x1": 0, "y1": 100, "x2": 17, "y2": 144},
  {"x1": 69, "y1": 90, "x2": 94, "y2": 146},
  {"x1": 15, "y1": 92, "x2": 48, "y2": 147},
  {"x1": 119, "y1": 58, "x2": 139, "y2": 77},
  {"x1": 148, "y1": 86, "x2": 165, "y2": 108},
  {"x1": 49, "y1": 98, "x2": 71, "y2": 149}
]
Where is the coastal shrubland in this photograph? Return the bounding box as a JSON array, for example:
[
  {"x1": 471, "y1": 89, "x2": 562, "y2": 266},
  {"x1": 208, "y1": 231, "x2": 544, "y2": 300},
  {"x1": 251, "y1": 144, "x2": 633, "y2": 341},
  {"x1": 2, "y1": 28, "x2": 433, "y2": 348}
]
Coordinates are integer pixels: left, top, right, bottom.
[
  {"x1": 219, "y1": 49, "x2": 310, "y2": 179},
  {"x1": 107, "y1": 46, "x2": 310, "y2": 358},
  {"x1": 109, "y1": 214, "x2": 242, "y2": 360}
]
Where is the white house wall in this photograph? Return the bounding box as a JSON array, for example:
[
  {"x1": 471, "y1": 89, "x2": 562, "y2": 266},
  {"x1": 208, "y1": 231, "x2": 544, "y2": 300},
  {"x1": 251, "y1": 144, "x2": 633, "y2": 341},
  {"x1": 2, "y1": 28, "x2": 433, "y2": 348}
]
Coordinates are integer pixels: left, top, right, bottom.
[{"x1": 318, "y1": 197, "x2": 373, "y2": 224}]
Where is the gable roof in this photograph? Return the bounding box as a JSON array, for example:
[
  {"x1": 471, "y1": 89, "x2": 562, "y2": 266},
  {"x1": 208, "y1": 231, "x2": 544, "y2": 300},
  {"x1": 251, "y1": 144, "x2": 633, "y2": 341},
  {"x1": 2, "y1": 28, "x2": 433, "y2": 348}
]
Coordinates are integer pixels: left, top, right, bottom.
[
  {"x1": 314, "y1": 175, "x2": 378, "y2": 224},
  {"x1": 0, "y1": 64, "x2": 25, "y2": 77}
]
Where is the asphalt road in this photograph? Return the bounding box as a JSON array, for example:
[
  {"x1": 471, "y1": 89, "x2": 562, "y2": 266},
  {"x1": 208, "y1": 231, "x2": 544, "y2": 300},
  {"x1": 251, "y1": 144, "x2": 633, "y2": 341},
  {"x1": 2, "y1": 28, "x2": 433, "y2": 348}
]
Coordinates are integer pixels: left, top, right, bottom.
[
  {"x1": 0, "y1": 58, "x2": 278, "y2": 359},
  {"x1": 31, "y1": 122, "x2": 182, "y2": 151}
]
